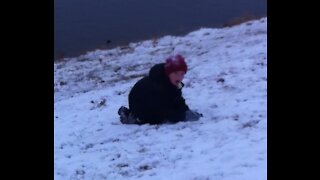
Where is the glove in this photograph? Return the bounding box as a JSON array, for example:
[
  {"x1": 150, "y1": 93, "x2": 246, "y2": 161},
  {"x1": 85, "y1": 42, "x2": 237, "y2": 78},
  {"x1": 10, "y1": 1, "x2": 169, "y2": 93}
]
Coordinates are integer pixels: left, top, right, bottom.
[{"x1": 185, "y1": 110, "x2": 203, "y2": 121}]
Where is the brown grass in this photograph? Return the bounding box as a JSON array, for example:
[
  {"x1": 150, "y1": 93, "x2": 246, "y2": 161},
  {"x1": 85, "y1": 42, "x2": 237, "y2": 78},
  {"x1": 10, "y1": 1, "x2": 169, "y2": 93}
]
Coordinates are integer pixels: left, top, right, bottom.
[{"x1": 223, "y1": 12, "x2": 263, "y2": 27}]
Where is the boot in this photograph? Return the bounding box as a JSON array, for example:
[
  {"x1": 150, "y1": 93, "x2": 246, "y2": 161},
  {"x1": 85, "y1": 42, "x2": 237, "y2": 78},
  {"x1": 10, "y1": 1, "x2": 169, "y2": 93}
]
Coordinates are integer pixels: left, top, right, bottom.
[{"x1": 118, "y1": 106, "x2": 138, "y2": 124}]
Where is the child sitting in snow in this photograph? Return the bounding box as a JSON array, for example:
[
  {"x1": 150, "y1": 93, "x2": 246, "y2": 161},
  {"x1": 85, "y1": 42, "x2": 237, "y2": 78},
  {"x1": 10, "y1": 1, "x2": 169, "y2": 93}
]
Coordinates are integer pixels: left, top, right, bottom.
[{"x1": 118, "y1": 54, "x2": 202, "y2": 124}]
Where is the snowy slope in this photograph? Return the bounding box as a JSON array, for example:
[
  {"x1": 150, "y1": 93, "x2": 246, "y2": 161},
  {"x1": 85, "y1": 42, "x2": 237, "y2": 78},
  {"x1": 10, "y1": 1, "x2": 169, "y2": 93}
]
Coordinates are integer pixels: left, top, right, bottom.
[{"x1": 54, "y1": 17, "x2": 267, "y2": 180}]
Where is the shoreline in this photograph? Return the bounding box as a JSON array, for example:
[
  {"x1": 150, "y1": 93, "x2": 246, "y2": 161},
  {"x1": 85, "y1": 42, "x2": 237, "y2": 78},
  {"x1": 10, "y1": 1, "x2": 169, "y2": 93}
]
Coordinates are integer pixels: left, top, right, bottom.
[{"x1": 54, "y1": 14, "x2": 266, "y2": 62}]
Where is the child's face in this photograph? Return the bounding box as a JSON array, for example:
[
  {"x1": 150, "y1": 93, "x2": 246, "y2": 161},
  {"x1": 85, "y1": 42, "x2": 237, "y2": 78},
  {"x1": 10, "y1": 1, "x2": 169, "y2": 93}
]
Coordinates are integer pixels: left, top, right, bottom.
[{"x1": 168, "y1": 71, "x2": 185, "y2": 87}]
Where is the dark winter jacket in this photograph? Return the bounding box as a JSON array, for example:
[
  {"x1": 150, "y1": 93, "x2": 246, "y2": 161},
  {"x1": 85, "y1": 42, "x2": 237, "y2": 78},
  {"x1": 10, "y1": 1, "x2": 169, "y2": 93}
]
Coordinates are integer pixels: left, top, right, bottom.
[{"x1": 129, "y1": 63, "x2": 190, "y2": 124}]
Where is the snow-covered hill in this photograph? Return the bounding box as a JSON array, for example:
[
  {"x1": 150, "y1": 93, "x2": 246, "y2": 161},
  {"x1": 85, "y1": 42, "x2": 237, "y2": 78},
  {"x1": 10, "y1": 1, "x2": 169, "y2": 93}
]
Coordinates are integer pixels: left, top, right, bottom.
[{"x1": 54, "y1": 17, "x2": 267, "y2": 180}]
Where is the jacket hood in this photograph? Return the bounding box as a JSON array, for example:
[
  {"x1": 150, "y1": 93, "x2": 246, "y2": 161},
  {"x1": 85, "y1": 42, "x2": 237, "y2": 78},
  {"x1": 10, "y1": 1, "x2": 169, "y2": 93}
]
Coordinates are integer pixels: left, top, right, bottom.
[{"x1": 149, "y1": 63, "x2": 168, "y2": 82}]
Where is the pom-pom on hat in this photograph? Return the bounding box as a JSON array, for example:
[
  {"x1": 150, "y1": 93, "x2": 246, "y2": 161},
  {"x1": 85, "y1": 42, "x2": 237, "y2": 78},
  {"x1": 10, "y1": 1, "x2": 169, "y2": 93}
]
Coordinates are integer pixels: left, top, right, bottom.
[{"x1": 164, "y1": 54, "x2": 188, "y2": 76}]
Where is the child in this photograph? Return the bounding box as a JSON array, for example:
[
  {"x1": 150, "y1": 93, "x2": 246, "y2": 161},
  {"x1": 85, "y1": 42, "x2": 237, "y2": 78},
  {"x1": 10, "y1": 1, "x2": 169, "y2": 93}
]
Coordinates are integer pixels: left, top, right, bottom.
[{"x1": 118, "y1": 54, "x2": 202, "y2": 124}]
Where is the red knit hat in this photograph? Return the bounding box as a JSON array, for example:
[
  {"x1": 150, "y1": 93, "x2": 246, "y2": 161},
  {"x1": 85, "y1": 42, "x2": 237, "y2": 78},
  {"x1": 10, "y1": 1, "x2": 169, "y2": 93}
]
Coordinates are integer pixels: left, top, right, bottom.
[{"x1": 164, "y1": 54, "x2": 188, "y2": 76}]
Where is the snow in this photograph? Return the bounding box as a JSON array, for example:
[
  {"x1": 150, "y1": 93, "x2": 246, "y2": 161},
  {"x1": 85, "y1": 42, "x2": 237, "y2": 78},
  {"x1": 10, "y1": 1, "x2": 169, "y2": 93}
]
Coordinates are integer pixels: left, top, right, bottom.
[{"x1": 54, "y1": 17, "x2": 267, "y2": 180}]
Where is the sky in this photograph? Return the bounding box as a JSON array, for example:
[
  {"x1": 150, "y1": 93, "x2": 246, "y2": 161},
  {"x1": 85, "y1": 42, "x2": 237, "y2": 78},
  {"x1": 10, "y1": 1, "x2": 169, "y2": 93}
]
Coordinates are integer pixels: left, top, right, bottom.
[{"x1": 54, "y1": 17, "x2": 267, "y2": 180}]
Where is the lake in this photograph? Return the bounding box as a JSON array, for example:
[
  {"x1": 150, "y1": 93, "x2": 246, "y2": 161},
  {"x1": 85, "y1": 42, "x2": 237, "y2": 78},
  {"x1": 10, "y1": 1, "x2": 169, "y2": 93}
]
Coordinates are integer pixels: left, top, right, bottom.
[{"x1": 54, "y1": 0, "x2": 267, "y2": 59}]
